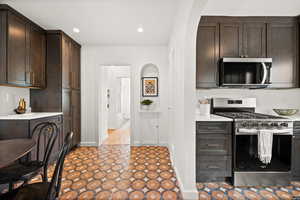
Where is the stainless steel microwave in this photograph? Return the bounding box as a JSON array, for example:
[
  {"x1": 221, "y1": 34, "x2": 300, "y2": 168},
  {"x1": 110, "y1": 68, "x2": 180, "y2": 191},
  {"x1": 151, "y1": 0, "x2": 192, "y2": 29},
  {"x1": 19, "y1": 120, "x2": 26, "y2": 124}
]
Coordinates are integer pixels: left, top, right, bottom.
[{"x1": 219, "y1": 58, "x2": 272, "y2": 88}]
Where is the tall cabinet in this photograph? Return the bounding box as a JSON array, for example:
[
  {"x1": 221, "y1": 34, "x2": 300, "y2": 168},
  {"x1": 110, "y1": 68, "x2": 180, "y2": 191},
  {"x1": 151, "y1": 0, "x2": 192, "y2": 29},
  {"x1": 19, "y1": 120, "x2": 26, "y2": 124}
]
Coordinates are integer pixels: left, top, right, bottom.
[{"x1": 30, "y1": 31, "x2": 81, "y2": 148}]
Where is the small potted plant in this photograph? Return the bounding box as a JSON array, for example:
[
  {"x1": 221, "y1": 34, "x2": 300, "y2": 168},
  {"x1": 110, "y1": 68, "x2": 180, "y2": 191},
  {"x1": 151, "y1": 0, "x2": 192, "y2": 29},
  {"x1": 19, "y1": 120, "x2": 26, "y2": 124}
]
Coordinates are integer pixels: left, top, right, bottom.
[{"x1": 141, "y1": 99, "x2": 153, "y2": 110}]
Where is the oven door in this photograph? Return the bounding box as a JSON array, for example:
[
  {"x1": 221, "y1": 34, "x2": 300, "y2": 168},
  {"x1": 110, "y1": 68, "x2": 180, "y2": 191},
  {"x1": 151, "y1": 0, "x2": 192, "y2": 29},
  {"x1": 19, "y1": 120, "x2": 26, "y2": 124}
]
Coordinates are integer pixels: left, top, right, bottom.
[
  {"x1": 234, "y1": 134, "x2": 292, "y2": 172},
  {"x1": 219, "y1": 58, "x2": 272, "y2": 88}
]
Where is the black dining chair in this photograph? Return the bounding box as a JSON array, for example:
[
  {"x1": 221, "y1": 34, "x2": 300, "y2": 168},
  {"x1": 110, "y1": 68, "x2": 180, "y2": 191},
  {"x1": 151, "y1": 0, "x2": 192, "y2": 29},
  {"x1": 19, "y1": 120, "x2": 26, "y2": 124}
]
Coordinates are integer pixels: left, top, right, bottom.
[
  {"x1": 0, "y1": 122, "x2": 58, "y2": 191},
  {"x1": 0, "y1": 132, "x2": 73, "y2": 200}
]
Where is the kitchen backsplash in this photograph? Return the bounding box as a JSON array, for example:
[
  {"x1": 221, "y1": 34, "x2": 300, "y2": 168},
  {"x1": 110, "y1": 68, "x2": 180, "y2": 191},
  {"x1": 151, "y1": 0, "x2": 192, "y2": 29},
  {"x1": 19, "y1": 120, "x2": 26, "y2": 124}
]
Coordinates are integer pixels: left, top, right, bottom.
[
  {"x1": 196, "y1": 88, "x2": 300, "y2": 115},
  {"x1": 0, "y1": 86, "x2": 30, "y2": 115}
]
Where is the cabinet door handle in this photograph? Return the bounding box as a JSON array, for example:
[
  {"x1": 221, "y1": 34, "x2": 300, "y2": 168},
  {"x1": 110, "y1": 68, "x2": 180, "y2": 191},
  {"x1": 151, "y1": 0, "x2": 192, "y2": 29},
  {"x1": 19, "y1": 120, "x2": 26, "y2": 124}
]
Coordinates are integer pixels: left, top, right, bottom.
[
  {"x1": 206, "y1": 143, "x2": 221, "y2": 147},
  {"x1": 208, "y1": 165, "x2": 219, "y2": 169}
]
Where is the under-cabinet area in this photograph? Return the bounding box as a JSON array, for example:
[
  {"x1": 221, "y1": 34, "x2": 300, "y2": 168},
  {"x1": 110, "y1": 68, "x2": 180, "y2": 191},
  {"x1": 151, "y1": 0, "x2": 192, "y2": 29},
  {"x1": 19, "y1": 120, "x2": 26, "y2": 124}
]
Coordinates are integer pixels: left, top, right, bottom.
[{"x1": 196, "y1": 16, "x2": 299, "y2": 89}]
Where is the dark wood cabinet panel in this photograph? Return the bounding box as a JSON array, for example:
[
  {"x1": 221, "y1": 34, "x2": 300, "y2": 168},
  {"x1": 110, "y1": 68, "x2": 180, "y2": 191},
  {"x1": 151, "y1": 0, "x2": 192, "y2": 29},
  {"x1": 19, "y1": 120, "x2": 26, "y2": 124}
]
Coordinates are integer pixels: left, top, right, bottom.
[
  {"x1": 7, "y1": 12, "x2": 28, "y2": 85},
  {"x1": 0, "y1": 11, "x2": 7, "y2": 84},
  {"x1": 71, "y1": 42, "x2": 81, "y2": 90},
  {"x1": 0, "y1": 5, "x2": 46, "y2": 88},
  {"x1": 71, "y1": 90, "x2": 81, "y2": 146},
  {"x1": 196, "y1": 121, "x2": 232, "y2": 182},
  {"x1": 31, "y1": 31, "x2": 81, "y2": 148},
  {"x1": 292, "y1": 135, "x2": 300, "y2": 179},
  {"x1": 243, "y1": 22, "x2": 267, "y2": 58},
  {"x1": 196, "y1": 23, "x2": 219, "y2": 88},
  {"x1": 220, "y1": 23, "x2": 243, "y2": 58},
  {"x1": 62, "y1": 36, "x2": 71, "y2": 89},
  {"x1": 267, "y1": 22, "x2": 298, "y2": 88},
  {"x1": 29, "y1": 24, "x2": 46, "y2": 88}
]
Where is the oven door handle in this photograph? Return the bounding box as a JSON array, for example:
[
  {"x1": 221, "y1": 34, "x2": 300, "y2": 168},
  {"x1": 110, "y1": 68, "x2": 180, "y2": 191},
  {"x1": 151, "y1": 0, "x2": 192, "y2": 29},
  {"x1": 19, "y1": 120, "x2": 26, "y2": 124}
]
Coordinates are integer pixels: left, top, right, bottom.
[
  {"x1": 237, "y1": 128, "x2": 293, "y2": 135},
  {"x1": 261, "y1": 62, "x2": 268, "y2": 84}
]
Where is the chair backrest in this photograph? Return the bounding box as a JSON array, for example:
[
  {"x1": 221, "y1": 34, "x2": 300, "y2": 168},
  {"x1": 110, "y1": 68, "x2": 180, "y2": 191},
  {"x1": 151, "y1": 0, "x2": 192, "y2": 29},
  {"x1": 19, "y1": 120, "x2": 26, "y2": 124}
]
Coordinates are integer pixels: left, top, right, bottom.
[
  {"x1": 31, "y1": 122, "x2": 58, "y2": 164},
  {"x1": 47, "y1": 132, "x2": 73, "y2": 200}
]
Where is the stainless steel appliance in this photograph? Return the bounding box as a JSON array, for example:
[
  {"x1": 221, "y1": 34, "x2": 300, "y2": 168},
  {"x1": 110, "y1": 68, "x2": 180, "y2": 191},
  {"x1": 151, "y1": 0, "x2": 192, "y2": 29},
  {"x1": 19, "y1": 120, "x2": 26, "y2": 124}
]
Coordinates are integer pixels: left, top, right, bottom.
[
  {"x1": 219, "y1": 58, "x2": 272, "y2": 88},
  {"x1": 212, "y1": 98, "x2": 293, "y2": 186}
]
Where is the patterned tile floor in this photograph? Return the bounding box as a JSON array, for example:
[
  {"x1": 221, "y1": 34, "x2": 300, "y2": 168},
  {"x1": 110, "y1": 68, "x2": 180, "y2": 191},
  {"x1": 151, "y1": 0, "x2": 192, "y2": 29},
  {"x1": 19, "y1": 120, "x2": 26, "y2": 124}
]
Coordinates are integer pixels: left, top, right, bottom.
[
  {"x1": 197, "y1": 182, "x2": 300, "y2": 200},
  {"x1": 43, "y1": 145, "x2": 183, "y2": 200}
]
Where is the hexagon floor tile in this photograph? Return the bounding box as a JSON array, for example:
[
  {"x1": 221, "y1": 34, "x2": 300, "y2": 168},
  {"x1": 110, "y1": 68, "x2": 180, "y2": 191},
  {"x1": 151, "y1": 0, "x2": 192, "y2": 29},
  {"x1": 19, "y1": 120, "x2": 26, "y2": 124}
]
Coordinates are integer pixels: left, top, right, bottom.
[{"x1": 33, "y1": 145, "x2": 183, "y2": 200}]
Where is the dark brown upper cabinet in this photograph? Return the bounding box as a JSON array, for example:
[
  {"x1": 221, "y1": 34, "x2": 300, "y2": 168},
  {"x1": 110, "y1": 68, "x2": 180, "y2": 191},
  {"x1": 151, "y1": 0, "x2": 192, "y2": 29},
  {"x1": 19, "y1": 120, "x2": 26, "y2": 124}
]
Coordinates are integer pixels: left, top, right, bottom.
[
  {"x1": 29, "y1": 24, "x2": 46, "y2": 88},
  {"x1": 196, "y1": 23, "x2": 219, "y2": 88},
  {"x1": 196, "y1": 16, "x2": 299, "y2": 89},
  {"x1": 220, "y1": 23, "x2": 243, "y2": 58},
  {"x1": 243, "y1": 22, "x2": 267, "y2": 58},
  {"x1": 0, "y1": 4, "x2": 46, "y2": 88},
  {"x1": 267, "y1": 20, "x2": 298, "y2": 88}
]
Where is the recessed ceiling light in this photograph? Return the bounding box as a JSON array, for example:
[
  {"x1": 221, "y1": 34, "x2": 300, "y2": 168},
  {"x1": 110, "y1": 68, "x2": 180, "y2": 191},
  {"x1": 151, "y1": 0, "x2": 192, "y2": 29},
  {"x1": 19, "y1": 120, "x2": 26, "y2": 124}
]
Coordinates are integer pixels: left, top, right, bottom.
[
  {"x1": 137, "y1": 27, "x2": 144, "y2": 33},
  {"x1": 73, "y1": 27, "x2": 80, "y2": 33}
]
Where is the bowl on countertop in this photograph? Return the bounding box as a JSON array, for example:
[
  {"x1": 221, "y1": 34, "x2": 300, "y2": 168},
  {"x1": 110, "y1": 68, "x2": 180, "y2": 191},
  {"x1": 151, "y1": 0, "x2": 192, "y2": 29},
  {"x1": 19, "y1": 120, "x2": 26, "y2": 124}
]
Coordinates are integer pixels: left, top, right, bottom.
[{"x1": 273, "y1": 109, "x2": 299, "y2": 116}]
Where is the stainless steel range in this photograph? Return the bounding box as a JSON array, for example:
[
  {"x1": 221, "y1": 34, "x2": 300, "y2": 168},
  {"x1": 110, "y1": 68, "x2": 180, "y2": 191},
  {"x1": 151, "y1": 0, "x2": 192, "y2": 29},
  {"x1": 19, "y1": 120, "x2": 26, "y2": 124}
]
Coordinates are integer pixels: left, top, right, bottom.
[{"x1": 212, "y1": 98, "x2": 293, "y2": 186}]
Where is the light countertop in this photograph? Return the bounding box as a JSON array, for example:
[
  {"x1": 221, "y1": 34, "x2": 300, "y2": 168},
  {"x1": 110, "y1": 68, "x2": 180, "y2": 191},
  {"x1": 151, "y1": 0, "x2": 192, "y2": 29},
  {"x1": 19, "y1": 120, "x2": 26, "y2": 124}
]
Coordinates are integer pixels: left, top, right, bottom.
[
  {"x1": 195, "y1": 114, "x2": 233, "y2": 122},
  {"x1": 0, "y1": 112, "x2": 63, "y2": 120}
]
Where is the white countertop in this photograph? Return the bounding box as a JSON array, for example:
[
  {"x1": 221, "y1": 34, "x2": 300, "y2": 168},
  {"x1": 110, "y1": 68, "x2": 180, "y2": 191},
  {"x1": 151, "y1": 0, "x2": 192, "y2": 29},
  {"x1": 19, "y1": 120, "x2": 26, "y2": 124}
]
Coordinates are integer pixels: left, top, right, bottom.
[
  {"x1": 0, "y1": 112, "x2": 63, "y2": 120},
  {"x1": 195, "y1": 114, "x2": 233, "y2": 122}
]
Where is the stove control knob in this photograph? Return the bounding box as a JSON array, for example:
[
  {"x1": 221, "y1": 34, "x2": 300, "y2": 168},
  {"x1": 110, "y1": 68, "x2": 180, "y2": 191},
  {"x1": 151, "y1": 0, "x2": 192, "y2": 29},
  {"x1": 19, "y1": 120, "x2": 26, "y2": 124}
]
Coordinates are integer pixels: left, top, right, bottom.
[
  {"x1": 280, "y1": 122, "x2": 288, "y2": 127},
  {"x1": 270, "y1": 123, "x2": 278, "y2": 127}
]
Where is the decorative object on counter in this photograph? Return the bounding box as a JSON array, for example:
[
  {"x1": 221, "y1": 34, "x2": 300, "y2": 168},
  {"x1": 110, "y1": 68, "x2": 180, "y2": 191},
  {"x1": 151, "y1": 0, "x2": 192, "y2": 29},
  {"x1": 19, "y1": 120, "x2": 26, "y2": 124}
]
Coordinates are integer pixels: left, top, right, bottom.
[
  {"x1": 14, "y1": 98, "x2": 26, "y2": 114},
  {"x1": 142, "y1": 77, "x2": 158, "y2": 97},
  {"x1": 198, "y1": 98, "x2": 210, "y2": 116},
  {"x1": 141, "y1": 99, "x2": 153, "y2": 110},
  {"x1": 273, "y1": 109, "x2": 299, "y2": 116}
]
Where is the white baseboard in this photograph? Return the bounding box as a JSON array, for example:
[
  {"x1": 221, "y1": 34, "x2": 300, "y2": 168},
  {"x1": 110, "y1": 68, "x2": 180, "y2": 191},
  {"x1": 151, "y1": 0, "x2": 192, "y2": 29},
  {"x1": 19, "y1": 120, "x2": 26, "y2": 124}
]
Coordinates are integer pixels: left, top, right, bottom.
[
  {"x1": 80, "y1": 141, "x2": 98, "y2": 146},
  {"x1": 167, "y1": 143, "x2": 198, "y2": 200}
]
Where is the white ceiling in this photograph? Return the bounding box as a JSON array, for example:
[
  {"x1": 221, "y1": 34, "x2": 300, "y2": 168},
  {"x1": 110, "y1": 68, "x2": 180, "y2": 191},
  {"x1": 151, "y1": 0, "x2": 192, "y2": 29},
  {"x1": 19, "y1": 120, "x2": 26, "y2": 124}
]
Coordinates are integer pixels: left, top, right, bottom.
[
  {"x1": 1, "y1": 0, "x2": 177, "y2": 45},
  {"x1": 201, "y1": 0, "x2": 300, "y2": 16}
]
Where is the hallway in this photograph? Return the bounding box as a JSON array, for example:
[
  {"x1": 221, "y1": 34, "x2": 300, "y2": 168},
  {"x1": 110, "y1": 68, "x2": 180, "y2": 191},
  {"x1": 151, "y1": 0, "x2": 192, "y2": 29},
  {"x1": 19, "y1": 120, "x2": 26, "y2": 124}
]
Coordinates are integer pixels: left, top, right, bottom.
[{"x1": 103, "y1": 120, "x2": 130, "y2": 145}]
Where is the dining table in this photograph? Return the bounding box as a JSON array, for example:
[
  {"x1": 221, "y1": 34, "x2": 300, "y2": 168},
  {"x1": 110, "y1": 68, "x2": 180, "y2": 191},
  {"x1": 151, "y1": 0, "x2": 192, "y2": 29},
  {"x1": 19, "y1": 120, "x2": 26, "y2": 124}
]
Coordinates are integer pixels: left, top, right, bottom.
[{"x1": 0, "y1": 138, "x2": 35, "y2": 168}]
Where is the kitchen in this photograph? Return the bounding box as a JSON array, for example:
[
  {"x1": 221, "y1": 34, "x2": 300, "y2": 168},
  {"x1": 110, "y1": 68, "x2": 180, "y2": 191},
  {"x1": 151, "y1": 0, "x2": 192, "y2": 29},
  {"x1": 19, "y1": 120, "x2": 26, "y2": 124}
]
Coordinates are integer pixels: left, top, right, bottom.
[
  {"x1": 0, "y1": 0, "x2": 300, "y2": 199},
  {"x1": 195, "y1": 14, "x2": 300, "y2": 198}
]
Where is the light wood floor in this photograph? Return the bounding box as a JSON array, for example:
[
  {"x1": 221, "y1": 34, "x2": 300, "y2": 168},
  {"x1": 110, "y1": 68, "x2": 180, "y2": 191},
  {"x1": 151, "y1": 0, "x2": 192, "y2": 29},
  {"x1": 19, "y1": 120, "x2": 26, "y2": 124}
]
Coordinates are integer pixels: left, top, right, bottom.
[{"x1": 103, "y1": 123, "x2": 130, "y2": 145}]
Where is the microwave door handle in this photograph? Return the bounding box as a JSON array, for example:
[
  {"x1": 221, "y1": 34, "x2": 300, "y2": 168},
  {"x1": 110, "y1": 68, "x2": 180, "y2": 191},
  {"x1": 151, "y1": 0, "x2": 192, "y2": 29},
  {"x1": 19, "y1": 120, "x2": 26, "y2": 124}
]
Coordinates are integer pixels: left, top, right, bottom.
[{"x1": 261, "y1": 62, "x2": 267, "y2": 84}]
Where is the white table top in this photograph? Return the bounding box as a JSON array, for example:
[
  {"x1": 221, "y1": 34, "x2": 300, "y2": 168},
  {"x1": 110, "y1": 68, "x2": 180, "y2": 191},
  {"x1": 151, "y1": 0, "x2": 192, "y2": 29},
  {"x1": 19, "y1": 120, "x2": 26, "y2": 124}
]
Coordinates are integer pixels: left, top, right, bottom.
[{"x1": 0, "y1": 112, "x2": 63, "y2": 120}]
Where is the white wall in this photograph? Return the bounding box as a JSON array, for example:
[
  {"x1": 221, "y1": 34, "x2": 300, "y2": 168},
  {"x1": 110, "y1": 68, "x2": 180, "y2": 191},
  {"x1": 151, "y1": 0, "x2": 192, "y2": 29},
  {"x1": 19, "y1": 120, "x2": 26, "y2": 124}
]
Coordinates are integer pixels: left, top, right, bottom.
[
  {"x1": 0, "y1": 87, "x2": 30, "y2": 115},
  {"x1": 197, "y1": 89, "x2": 300, "y2": 115},
  {"x1": 81, "y1": 45, "x2": 169, "y2": 146}
]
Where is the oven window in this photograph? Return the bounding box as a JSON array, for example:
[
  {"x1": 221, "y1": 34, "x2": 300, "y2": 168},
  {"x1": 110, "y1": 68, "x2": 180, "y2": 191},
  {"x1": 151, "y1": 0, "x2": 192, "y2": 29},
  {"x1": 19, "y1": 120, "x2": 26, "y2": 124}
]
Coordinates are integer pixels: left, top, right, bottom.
[
  {"x1": 222, "y1": 62, "x2": 267, "y2": 84},
  {"x1": 235, "y1": 135, "x2": 291, "y2": 171}
]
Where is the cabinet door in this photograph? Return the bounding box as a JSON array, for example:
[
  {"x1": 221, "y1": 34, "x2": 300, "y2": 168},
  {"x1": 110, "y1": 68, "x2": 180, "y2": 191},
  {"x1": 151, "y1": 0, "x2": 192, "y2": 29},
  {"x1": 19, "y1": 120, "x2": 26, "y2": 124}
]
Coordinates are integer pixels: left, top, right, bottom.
[
  {"x1": 243, "y1": 22, "x2": 267, "y2": 58},
  {"x1": 267, "y1": 22, "x2": 298, "y2": 88},
  {"x1": 196, "y1": 23, "x2": 219, "y2": 88},
  {"x1": 0, "y1": 11, "x2": 7, "y2": 84},
  {"x1": 62, "y1": 89, "x2": 72, "y2": 142},
  {"x1": 71, "y1": 90, "x2": 81, "y2": 147},
  {"x1": 62, "y1": 36, "x2": 71, "y2": 89},
  {"x1": 29, "y1": 24, "x2": 46, "y2": 88},
  {"x1": 7, "y1": 12, "x2": 29, "y2": 86},
  {"x1": 292, "y1": 135, "x2": 300, "y2": 179},
  {"x1": 71, "y1": 42, "x2": 81, "y2": 89},
  {"x1": 220, "y1": 23, "x2": 243, "y2": 58}
]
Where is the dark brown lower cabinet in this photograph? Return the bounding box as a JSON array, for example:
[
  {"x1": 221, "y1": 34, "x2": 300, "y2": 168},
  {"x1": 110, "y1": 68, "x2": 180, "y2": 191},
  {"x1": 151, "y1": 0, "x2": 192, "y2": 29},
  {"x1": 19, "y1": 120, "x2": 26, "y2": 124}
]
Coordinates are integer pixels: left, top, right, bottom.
[
  {"x1": 0, "y1": 115, "x2": 63, "y2": 163},
  {"x1": 71, "y1": 90, "x2": 81, "y2": 147},
  {"x1": 292, "y1": 121, "x2": 300, "y2": 180},
  {"x1": 196, "y1": 121, "x2": 232, "y2": 182}
]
